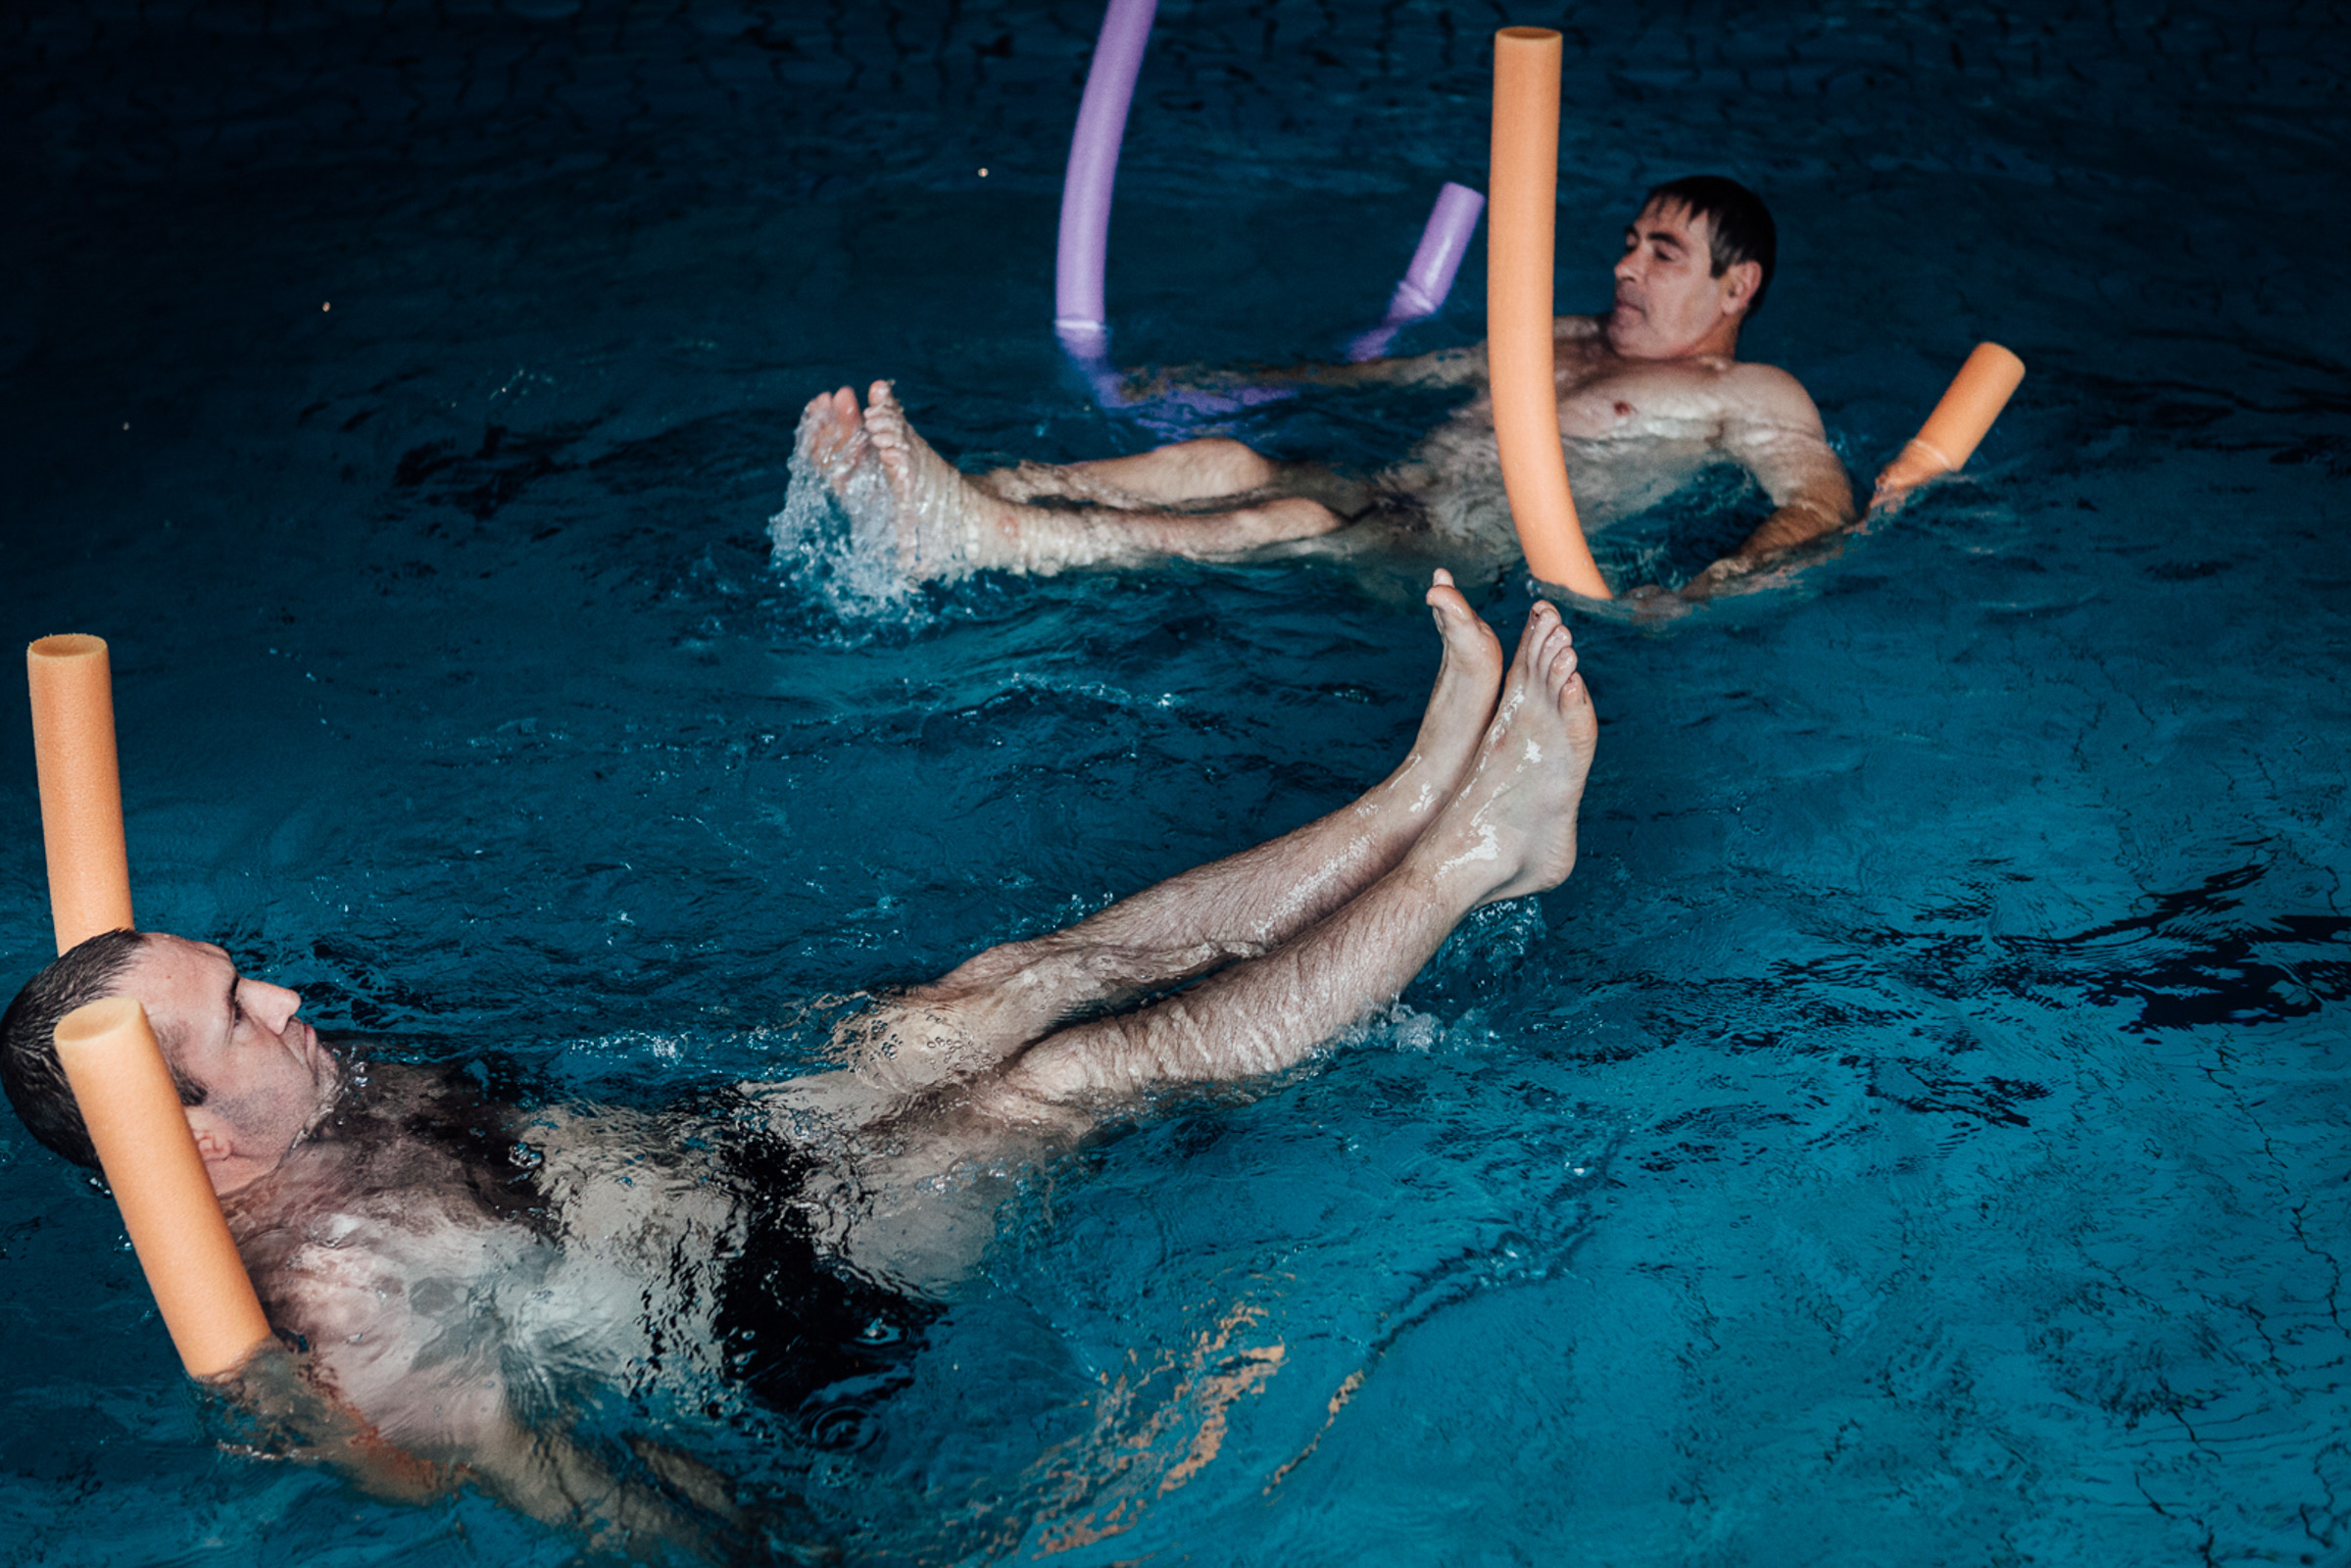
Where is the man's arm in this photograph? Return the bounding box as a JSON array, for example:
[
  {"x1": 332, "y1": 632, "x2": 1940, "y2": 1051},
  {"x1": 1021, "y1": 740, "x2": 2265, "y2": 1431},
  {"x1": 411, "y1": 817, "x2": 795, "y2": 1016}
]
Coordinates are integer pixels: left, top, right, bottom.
[
  {"x1": 1680, "y1": 365, "x2": 1856, "y2": 601},
  {"x1": 1282, "y1": 315, "x2": 1598, "y2": 391},
  {"x1": 1130, "y1": 313, "x2": 1624, "y2": 400},
  {"x1": 1125, "y1": 332, "x2": 1502, "y2": 402},
  {"x1": 1278, "y1": 340, "x2": 1487, "y2": 389},
  {"x1": 259, "y1": 1238, "x2": 732, "y2": 1559}
]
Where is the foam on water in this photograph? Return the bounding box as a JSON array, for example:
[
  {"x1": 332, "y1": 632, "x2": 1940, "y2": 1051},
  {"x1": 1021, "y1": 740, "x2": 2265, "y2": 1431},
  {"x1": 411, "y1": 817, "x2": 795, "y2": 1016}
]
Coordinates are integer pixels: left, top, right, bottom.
[{"x1": 767, "y1": 415, "x2": 931, "y2": 630}]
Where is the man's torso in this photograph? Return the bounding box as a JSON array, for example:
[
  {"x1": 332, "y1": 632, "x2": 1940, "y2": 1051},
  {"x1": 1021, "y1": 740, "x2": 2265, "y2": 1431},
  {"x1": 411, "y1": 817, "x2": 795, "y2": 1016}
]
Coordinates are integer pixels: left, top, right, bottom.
[
  {"x1": 1388, "y1": 318, "x2": 1771, "y2": 553},
  {"x1": 223, "y1": 1061, "x2": 1052, "y2": 1441}
]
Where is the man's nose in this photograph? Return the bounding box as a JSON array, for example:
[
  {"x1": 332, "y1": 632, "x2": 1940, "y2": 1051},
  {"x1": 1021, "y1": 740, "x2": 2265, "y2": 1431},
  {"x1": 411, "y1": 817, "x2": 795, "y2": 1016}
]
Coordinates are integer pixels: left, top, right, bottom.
[{"x1": 246, "y1": 980, "x2": 304, "y2": 1031}]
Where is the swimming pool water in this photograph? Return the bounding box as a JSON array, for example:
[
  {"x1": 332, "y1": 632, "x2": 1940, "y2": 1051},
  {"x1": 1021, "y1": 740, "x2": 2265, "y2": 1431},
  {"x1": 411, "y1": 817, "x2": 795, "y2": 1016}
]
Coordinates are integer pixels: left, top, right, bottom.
[{"x1": 3, "y1": 1, "x2": 2347, "y2": 1563}]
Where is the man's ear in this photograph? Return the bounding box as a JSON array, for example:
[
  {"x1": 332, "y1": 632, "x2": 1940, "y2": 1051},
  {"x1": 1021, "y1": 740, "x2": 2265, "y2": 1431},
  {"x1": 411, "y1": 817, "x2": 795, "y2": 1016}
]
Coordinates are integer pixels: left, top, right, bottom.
[
  {"x1": 1721, "y1": 259, "x2": 1763, "y2": 318},
  {"x1": 185, "y1": 1105, "x2": 232, "y2": 1168},
  {"x1": 183, "y1": 1107, "x2": 267, "y2": 1198}
]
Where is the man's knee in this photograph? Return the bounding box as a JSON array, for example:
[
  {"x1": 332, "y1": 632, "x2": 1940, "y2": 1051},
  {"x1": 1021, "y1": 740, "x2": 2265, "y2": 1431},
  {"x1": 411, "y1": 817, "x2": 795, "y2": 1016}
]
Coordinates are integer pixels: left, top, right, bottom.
[
  {"x1": 1230, "y1": 495, "x2": 1345, "y2": 545},
  {"x1": 1174, "y1": 438, "x2": 1279, "y2": 497}
]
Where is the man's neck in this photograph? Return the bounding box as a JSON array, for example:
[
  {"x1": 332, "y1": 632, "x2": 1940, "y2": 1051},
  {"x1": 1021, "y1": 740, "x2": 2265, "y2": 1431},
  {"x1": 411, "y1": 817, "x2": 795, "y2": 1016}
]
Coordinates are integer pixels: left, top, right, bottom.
[{"x1": 1595, "y1": 318, "x2": 1743, "y2": 366}]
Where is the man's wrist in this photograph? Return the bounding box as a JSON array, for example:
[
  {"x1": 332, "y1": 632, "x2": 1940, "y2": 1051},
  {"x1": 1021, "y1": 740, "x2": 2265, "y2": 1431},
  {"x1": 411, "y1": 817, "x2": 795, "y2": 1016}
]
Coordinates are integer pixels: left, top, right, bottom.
[{"x1": 1680, "y1": 556, "x2": 1754, "y2": 602}]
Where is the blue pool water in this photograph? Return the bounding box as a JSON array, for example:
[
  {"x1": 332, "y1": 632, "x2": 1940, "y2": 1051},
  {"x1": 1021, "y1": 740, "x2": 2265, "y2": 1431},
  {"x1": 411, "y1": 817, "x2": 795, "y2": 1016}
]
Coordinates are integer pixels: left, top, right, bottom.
[{"x1": 4, "y1": 1, "x2": 2348, "y2": 1562}]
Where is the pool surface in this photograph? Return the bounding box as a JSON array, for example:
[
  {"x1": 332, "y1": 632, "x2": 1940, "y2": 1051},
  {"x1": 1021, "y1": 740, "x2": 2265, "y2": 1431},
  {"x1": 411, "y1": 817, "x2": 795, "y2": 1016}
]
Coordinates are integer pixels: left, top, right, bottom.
[{"x1": 3, "y1": 1, "x2": 2348, "y2": 1563}]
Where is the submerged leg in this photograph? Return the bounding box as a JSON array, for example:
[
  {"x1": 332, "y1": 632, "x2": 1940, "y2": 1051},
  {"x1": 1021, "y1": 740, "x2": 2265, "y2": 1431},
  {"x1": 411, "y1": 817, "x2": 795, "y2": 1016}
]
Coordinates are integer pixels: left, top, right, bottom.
[
  {"x1": 998, "y1": 600, "x2": 1597, "y2": 1102},
  {"x1": 837, "y1": 572, "x2": 1504, "y2": 1091},
  {"x1": 828, "y1": 382, "x2": 1347, "y2": 578}
]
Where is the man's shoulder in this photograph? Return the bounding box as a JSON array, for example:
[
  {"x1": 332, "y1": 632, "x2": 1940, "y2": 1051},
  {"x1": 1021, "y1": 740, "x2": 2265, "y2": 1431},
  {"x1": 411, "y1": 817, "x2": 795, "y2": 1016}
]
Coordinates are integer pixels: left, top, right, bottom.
[
  {"x1": 1713, "y1": 359, "x2": 1827, "y2": 423},
  {"x1": 1715, "y1": 357, "x2": 1810, "y2": 393}
]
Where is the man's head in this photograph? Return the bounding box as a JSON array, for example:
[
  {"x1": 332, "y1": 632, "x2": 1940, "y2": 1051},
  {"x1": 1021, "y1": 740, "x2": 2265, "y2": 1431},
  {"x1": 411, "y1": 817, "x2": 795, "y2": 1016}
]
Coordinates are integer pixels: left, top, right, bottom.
[
  {"x1": 2, "y1": 931, "x2": 335, "y2": 1193},
  {"x1": 1605, "y1": 174, "x2": 1778, "y2": 361}
]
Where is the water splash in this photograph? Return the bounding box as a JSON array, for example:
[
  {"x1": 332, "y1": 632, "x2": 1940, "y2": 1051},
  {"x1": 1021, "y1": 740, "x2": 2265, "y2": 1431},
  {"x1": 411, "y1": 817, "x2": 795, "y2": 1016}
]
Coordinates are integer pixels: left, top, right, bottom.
[{"x1": 765, "y1": 418, "x2": 931, "y2": 629}]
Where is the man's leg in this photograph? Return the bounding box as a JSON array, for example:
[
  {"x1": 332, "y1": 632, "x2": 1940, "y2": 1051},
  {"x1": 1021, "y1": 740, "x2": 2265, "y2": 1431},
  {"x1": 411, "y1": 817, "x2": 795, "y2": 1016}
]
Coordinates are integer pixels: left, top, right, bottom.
[
  {"x1": 798, "y1": 383, "x2": 1347, "y2": 579},
  {"x1": 972, "y1": 438, "x2": 1281, "y2": 509},
  {"x1": 822, "y1": 612, "x2": 1589, "y2": 1293},
  {"x1": 835, "y1": 571, "x2": 1505, "y2": 1092},
  {"x1": 804, "y1": 388, "x2": 1277, "y2": 512},
  {"x1": 994, "y1": 600, "x2": 1594, "y2": 1103}
]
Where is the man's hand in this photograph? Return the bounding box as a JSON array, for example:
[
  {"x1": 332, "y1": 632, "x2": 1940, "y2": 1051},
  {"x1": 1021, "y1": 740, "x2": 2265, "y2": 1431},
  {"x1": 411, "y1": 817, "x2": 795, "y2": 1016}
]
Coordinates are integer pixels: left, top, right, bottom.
[
  {"x1": 1868, "y1": 468, "x2": 1932, "y2": 515},
  {"x1": 1678, "y1": 555, "x2": 1759, "y2": 602},
  {"x1": 1623, "y1": 582, "x2": 1700, "y2": 622},
  {"x1": 1621, "y1": 555, "x2": 1757, "y2": 622}
]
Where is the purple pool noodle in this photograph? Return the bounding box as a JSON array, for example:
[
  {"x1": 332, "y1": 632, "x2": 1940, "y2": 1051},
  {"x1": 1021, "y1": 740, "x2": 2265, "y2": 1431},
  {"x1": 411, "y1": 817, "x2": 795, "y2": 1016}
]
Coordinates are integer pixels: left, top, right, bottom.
[
  {"x1": 1054, "y1": 0, "x2": 1158, "y2": 357},
  {"x1": 1347, "y1": 181, "x2": 1486, "y2": 361},
  {"x1": 1392, "y1": 182, "x2": 1486, "y2": 319}
]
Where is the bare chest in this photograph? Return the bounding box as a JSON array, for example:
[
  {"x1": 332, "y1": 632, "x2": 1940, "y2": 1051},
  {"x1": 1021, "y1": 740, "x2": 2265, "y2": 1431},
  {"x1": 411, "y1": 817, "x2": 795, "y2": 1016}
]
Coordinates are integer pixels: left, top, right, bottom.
[{"x1": 1549, "y1": 348, "x2": 1738, "y2": 444}]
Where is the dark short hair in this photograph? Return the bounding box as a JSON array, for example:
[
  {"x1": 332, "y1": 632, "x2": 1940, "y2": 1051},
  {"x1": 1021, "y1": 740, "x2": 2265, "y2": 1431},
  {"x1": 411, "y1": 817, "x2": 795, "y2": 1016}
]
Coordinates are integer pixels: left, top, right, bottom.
[
  {"x1": 1641, "y1": 174, "x2": 1778, "y2": 319},
  {"x1": 1, "y1": 929, "x2": 204, "y2": 1170}
]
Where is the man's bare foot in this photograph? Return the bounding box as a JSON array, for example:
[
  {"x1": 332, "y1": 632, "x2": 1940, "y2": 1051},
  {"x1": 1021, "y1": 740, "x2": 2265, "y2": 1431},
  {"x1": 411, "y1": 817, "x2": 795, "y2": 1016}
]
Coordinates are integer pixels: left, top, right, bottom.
[
  {"x1": 1408, "y1": 601, "x2": 1598, "y2": 906},
  {"x1": 857, "y1": 379, "x2": 1028, "y2": 578},
  {"x1": 794, "y1": 385, "x2": 868, "y2": 489},
  {"x1": 1351, "y1": 569, "x2": 1507, "y2": 850}
]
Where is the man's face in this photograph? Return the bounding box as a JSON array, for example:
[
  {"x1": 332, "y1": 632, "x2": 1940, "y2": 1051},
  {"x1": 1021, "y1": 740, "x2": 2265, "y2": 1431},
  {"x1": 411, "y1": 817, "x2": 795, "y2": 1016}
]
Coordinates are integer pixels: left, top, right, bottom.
[
  {"x1": 122, "y1": 935, "x2": 336, "y2": 1174},
  {"x1": 1606, "y1": 199, "x2": 1753, "y2": 360}
]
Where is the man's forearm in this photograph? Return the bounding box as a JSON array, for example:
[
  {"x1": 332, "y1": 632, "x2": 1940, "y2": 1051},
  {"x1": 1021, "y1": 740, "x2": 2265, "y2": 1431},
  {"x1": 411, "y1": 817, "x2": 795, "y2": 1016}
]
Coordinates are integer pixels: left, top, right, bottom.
[
  {"x1": 1732, "y1": 493, "x2": 1852, "y2": 561},
  {"x1": 462, "y1": 1417, "x2": 731, "y2": 1561},
  {"x1": 233, "y1": 1342, "x2": 725, "y2": 1558},
  {"x1": 1671, "y1": 495, "x2": 1855, "y2": 606},
  {"x1": 1298, "y1": 347, "x2": 1482, "y2": 388},
  {"x1": 1199, "y1": 343, "x2": 1483, "y2": 392}
]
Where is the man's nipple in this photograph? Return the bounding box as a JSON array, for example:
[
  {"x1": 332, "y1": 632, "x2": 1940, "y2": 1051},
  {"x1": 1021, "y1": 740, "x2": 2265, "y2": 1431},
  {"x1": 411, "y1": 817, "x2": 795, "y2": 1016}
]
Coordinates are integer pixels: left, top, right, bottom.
[{"x1": 1613, "y1": 401, "x2": 1634, "y2": 418}]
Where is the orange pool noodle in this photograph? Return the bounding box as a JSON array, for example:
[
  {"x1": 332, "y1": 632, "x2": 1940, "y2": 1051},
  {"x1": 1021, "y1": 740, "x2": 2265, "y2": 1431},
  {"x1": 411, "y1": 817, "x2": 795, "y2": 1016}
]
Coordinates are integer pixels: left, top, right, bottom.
[
  {"x1": 1875, "y1": 342, "x2": 2027, "y2": 498},
  {"x1": 27, "y1": 634, "x2": 135, "y2": 954},
  {"x1": 54, "y1": 998, "x2": 273, "y2": 1380},
  {"x1": 1488, "y1": 26, "x2": 1610, "y2": 600}
]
